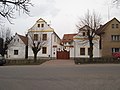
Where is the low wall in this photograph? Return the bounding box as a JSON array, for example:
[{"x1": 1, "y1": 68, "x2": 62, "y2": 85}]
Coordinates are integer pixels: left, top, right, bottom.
[
  {"x1": 74, "y1": 57, "x2": 120, "y2": 64},
  {"x1": 5, "y1": 59, "x2": 49, "y2": 65}
]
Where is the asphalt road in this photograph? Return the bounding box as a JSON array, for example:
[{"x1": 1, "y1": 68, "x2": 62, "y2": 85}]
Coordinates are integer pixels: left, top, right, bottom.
[{"x1": 0, "y1": 60, "x2": 120, "y2": 90}]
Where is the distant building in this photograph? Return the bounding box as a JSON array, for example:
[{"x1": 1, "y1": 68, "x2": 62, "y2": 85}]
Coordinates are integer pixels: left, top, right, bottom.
[
  {"x1": 97, "y1": 18, "x2": 120, "y2": 57},
  {"x1": 61, "y1": 34, "x2": 77, "y2": 59}
]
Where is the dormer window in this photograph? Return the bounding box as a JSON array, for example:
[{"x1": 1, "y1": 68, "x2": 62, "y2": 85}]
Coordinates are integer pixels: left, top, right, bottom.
[{"x1": 38, "y1": 24, "x2": 40, "y2": 28}]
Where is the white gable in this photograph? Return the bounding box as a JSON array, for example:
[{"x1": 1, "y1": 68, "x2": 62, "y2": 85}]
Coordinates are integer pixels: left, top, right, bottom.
[
  {"x1": 9, "y1": 34, "x2": 25, "y2": 47},
  {"x1": 28, "y1": 18, "x2": 53, "y2": 32}
]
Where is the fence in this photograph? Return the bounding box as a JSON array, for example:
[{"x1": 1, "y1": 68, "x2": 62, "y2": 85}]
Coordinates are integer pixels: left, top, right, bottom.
[{"x1": 74, "y1": 57, "x2": 120, "y2": 64}]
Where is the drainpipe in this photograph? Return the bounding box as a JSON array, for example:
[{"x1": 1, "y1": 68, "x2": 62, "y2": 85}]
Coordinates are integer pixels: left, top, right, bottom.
[
  {"x1": 25, "y1": 34, "x2": 28, "y2": 59},
  {"x1": 74, "y1": 40, "x2": 76, "y2": 60},
  {"x1": 51, "y1": 32, "x2": 54, "y2": 60}
]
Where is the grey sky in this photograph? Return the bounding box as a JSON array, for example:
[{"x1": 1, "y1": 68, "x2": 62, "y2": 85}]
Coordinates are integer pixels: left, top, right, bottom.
[{"x1": 4, "y1": 0, "x2": 120, "y2": 38}]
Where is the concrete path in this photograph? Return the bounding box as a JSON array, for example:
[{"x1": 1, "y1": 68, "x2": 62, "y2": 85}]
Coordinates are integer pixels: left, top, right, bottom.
[{"x1": 41, "y1": 59, "x2": 75, "y2": 67}]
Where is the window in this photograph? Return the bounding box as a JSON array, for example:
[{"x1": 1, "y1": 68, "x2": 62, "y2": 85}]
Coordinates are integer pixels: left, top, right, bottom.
[
  {"x1": 54, "y1": 35, "x2": 56, "y2": 42},
  {"x1": 41, "y1": 24, "x2": 44, "y2": 28},
  {"x1": 34, "y1": 34, "x2": 38, "y2": 41},
  {"x1": 42, "y1": 34, "x2": 47, "y2": 41},
  {"x1": 116, "y1": 24, "x2": 119, "y2": 28},
  {"x1": 80, "y1": 48, "x2": 85, "y2": 55},
  {"x1": 42, "y1": 47, "x2": 47, "y2": 54},
  {"x1": 38, "y1": 24, "x2": 40, "y2": 28},
  {"x1": 112, "y1": 24, "x2": 119, "y2": 29},
  {"x1": 14, "y1": 50, "x2": 18, "y2": 55},
  {"x1": 83, "y1": 32, "x2": 86, "y2": 36},
  {"x1": 112, "y1": 24, "x2": 115, "y2": 28},
  {"x1": 112, "y1": 48, "x2": 120, "y2": 53},
  {"x1": 111, "y1": 35, "x2": 120, "y2": 41}
]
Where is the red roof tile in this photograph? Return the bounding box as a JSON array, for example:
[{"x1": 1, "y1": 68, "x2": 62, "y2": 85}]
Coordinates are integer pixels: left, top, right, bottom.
[
  {"x1": 17, "y1": 34, "x2": 28, "y2": 45},
  {"x1": 62, "y1": 34, "x2": 77, "y2": 43}
]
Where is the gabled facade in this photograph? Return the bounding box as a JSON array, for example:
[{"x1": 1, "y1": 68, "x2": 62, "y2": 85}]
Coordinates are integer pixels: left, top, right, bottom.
[
  {"x1": 97, "y1": 18, "x2": 120, "y2": 57},
  {"x1": 7, "y1": 33, "x2": 27, "y2": 59},
  {"x1": 7, "y1": 18, "x2": 61, "y2": 59},
  {"x1": 73, "y1": 25, "x2": 100, "y2": 58},
  {"x1": 61, "y1": 25, "x2": 100, "y2": 59},
  {"x1": 27, "y1": 18, "x2": 61, "y2": 59}
]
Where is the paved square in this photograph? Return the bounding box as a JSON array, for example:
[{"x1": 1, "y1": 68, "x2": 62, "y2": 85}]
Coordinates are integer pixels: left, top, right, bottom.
[{"x1": 0, "y1": 60, "x2": 120, "y2": 90}]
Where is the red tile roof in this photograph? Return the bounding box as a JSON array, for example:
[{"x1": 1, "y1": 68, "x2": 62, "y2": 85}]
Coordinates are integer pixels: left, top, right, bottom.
[
  {"x1": 17, "y1": 34, "x2": 28, "y2": 45},
  {"x1": 61, "y1": 34, "x2": 77, "y2": 43}
]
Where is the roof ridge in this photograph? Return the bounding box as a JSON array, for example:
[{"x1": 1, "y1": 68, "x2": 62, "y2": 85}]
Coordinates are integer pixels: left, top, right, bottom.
[{"x1": 96, "y1": 17, "x2": 120, "y2": 35}]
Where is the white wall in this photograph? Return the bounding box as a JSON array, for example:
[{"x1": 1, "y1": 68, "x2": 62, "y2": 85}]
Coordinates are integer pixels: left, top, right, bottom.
[
  {"x1": 73, "y1": 39, "x2": 100, "y2": 58},
  {"x1": 7, "y1": 35, "x2": 26, "y2": 59}
]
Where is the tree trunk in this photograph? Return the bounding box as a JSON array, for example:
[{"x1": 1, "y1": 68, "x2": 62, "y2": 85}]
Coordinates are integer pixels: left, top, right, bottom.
[
  {"x1": 34, "y1": 53, "x2": 37, "y2": 62},
  {"x1": 89, "y1": 38, "x2": 93, "y2": 61}
]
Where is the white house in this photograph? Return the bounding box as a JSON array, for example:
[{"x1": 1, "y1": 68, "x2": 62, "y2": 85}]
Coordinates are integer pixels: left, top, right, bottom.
[
  {"x1": 27, "y1": 18, "x2": 61, "y2": 59},
  {"x1": 7, "y1": 33, "x2": 28, "y2": 59},
  {"x1": 74, "y1": 25, "x2": 100, "y2": 58},
  {"x1": 61, "y1": 25, "x2": 100, "y2": 59},
  {"x1": 7, "y1": 18, "x2": 61, "y2": 59}
]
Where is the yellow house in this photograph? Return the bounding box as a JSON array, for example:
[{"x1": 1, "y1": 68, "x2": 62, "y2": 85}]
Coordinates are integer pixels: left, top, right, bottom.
[{"x1": 97, "y1": 18, "x2": 120, "y2": 57}]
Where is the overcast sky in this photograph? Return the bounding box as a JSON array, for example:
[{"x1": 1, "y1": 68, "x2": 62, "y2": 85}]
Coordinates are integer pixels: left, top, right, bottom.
[{"x1": 4, "y1": 0, "x2": 120, "y2": 38}]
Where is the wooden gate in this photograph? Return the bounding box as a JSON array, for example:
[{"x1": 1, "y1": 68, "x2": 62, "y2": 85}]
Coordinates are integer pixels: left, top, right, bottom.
[{"x1": 57, "y1": 50, "x2": 70, "y2": 59}]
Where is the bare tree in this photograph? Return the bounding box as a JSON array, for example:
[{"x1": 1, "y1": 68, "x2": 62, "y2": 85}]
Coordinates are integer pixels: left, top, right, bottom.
[
  {"x1": 0, "y1": 0, "x2": 32, "y2": 23},
  {"x1": 0, "y1": 25, "x2": 12, "y2": 56},
  {"x1": 77, "y1": 10, "x2": 101, "y2": 59},
  {"x1": 113, "y1": 0, "x2": 120, "y2": 6},
  {"x1": 28, "y1": 32, "x2": 47, "y2": 62}
]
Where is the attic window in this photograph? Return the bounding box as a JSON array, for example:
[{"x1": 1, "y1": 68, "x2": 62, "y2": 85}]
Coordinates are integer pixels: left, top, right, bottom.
[
  {"x1": 38, "y1": 24, "x2": 40, "y2": 27},
  {"x1": 112, "y1": 24, "x2": 114, "y2": 28},
  {"x1": 41, "y1": 24, "x2": 44, "y2": 28},
  {"x1": 116, "y1": 24, "x2": 119, "y2": 28}
]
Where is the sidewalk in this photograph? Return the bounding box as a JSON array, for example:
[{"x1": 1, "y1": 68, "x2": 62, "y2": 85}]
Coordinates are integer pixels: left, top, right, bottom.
[{"x1": 41, "y1": 59, "x2": 75, "y2": 67}]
